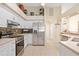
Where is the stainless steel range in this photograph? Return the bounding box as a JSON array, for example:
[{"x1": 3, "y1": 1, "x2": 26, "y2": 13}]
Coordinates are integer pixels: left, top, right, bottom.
[
  {"x1": 15, "y1": 35, "x2": 24, "y2": 56},
  {"x1": 1, "y1": 33, "x2": 24, "y2": 56}
]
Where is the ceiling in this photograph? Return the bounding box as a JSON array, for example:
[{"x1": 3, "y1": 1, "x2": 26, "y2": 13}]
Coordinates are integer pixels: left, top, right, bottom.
[
  {"x1": 23, "y1": 3, "x2": 61, "y2": 7},
  {"x1": 18, "y1": 3, "x2": 78, "y2": 18},
  {"x1": 23, "y1": 3, "x2": 41, "y2": 7},
  {"x1": 23, "y1": 3, "x2": 75, "y2": 8}
]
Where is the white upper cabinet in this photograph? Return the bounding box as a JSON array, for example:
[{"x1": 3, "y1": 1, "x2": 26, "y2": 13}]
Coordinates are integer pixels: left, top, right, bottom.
[
  {"x1": 0, "y1": 7, "x2": 9, "y2": 27},
  {"x1": 0, "y1": 4, "x2": 25, "y2": 28},
  {"x1": 0, "y1": 3, "x2": 44, "y2": 28}
]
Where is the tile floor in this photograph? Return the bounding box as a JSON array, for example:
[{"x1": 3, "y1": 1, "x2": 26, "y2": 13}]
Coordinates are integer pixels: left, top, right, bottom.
[{"x1": 22, "y1": 41, "x2": 59, "y2": 56}]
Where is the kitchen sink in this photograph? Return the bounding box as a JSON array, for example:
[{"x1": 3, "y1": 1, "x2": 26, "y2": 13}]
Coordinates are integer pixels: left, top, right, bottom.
[
  {"x1": 61, "y1": 36, "x2": 70, "y2": 41},
  {"x1": 72, "y1": 38, "x2": 79, "y2": 42},
  {"x1": 76, "y1": 43, "x2": 79, "y2": 46}
]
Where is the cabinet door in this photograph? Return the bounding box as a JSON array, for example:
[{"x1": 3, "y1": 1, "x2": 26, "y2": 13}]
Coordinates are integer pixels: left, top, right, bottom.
[
  {"x1": 59, "y1": 44, "x2": 78, "y2": 56},
  {"x1": 24, "y1": 34, "x2": 28, "y2": 48},
  {"x1": 0, "y1": 40, "x2": 15, "y2": 56},
  {"x1": 38, "y1": 32, "x2": 45, "y2": 45},
  {"x1": 0, "y1": 43, "x2": 9, "y2": 56},
  {"x1": 0, "y1": 7, "x2": 7, "y2": 27},
  {"x1": 9, "y1": 40, "x2": 15, "y2": 56},
  {"x1": 0, "y1": 45, "x2": 6, "y2": 56},
  {"x1": 32, "y1": 32, "x2": 45, "y2": 46},
  {"x1": 32, "y1": 33, "x2": 38, "y2": 45},
  {"x1": 32, "y1": 22, "x2": 45, "y2": 46}
]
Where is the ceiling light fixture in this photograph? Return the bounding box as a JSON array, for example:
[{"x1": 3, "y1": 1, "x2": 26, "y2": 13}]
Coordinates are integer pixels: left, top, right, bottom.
[{"x1": 41, "y1": 3, "x2": 45, "y2": 6}]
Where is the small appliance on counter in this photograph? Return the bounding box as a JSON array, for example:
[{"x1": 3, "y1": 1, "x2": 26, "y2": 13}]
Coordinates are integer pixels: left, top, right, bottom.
[
  {"x1": 0, "y1": 31, "x2": 2, "y2": 38},
  {"x1": 1, "y1": 31, "x2": 13, "y2": 38},
  {"x1": 22, "y1": 28, "x2": 33, "y2": 33}
]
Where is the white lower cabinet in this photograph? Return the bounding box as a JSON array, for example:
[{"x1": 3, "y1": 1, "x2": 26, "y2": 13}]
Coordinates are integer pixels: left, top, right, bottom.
[
  {"x1": 24, "y1": 34, "x2": 28, "y2": 48},
  {"x1": 23, "y1": 34, "x2": 32, "y2": 48},
  {"x1": 0, "y1": 44, "x2": 8, "y2": 56},
  {"x1": 0, "y1": 44, "x2": 9, "y2": 56},
  {"x1": 0, "y1": 40, "x2": 16, "y2": 56},
  {"x1": 9, "y1": 40, "x2": 16, "y2": 56},
  {"x1": 59, "y1": 44, "x2": 78, "y2": 56}
]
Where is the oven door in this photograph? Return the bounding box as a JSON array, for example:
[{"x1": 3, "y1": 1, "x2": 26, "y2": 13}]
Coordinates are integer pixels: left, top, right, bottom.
[{"x1": 16, "y1": 39, "x2": 24, "y2": 56}]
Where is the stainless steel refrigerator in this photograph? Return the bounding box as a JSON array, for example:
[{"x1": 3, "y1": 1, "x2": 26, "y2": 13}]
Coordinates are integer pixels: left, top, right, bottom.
[{"x1": 32, "y1": 22, "x2": 45, "y2": 46}]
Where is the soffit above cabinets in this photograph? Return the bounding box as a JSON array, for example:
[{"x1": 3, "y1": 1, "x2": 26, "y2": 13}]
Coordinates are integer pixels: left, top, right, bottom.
[
  {"x1": 5, "y1": 3, "x2": 27, "y2": 20},
  {"x1": 25, "y1": 16, "x2": 44, "y2": 21},
  {"x1": 45, "y1": 3, "x2": 61, "y2": 8},
  {"x1": 62, "y1": 4, "x2": 79, "y2": 18}
]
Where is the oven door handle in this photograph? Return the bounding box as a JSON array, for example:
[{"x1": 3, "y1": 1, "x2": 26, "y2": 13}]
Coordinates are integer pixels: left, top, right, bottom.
[{"x1": 16, "y1": 39, "x2": 24, "y2": 44}]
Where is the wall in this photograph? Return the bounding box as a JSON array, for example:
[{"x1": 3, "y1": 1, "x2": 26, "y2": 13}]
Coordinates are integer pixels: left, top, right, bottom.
[
  {"x1": 23, "y1": 20, "x2": 43, "y2": 29},
  {"x1": 61, "y1": 14, "x2": 79, "y2": 33},
  {"x1": 68, "y1": 14, "x2": 79, "y2": 33},
  {"x1": 61, "y1": 18, "x2": 69, "y2": 32},
  {"x1": 25, "y1": 6, "x2": 42, "y2": 16},
  {"x1": 44, "y1": 6, "x2": 61, "y2": 48},
  {"x1": 53, "y1": 6, "x2": 61, "y2": 48},
  {"x1": 61, "y1": 3, "x2": 78, "y2": 33}
]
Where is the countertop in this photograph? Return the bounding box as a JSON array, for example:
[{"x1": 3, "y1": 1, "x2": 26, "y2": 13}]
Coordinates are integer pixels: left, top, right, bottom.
[
  {"x1": 0, "y1": 33, "x2": 28, "y2": 46},
  {"x1": 60, "y1": 33, "x2": 79, "y2": 55},
  {"x1": 0, "y1": 38, "x2": 16, "y2": 46},
  {"x1": 61, "y1": 33, "x2": 79, "y2": 38},
  {"x1": 60, "y1": 41, "x2": 79, "y2": 55},
  {"x1": 0, "y1": 34, "x2": 25, "y2": 46}
]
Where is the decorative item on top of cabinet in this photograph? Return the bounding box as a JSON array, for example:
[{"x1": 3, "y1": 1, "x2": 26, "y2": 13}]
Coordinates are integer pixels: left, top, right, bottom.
[
  {"x1": 0, "y1": 31, "x2": 2, "y2": 38},
  {"x1": 19, "y1": 4, "x2": 25, "y2": 12},
  {"x1": 24, "y1": 9, "x2": 28, "y2": 15},
  {"x1": 18, "y1": 3, "x2": 28, "y2": 15},
  {"x1": 39, "y1": 8, "x2": 44, "y2": 16},
  {"x1": 30, "y1": 12, "x2": 34, "y2": 16}
]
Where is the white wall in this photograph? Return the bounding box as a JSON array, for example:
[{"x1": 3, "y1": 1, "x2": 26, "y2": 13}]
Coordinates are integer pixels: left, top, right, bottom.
[
  {"x1": 44, "y1": 6, "x2": 61, "y2": 47},
  {"x1": 61, "y1": 18, "x2": 69, "y2": 32},
  {"x1": 25, "y1": 6, "x2": 42, "y2": 16},
  {"x1": 68, "y1": 14, "x2": 79, "y2": 33},
  {"x1": 24, "y1": 21, "x2": 44, "y2": 28},
  {"x1": 61, "y1": 3, "x2": 79, "y2": 33},
  {"x1": 61, "y1": 14, "x2": 79, "y2": 33}
]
